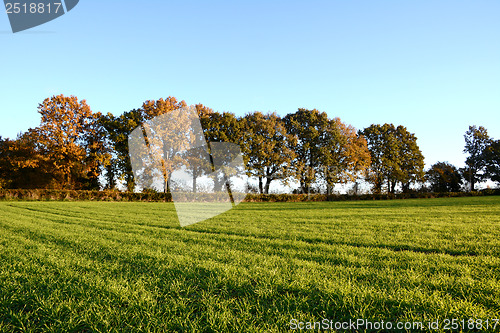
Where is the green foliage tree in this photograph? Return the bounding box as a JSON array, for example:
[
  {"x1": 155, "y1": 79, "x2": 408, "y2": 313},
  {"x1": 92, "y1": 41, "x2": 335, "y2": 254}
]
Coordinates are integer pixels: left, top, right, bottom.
[
  {"x1": 483, "y1": 139, "x2": 500, "y2": 184},
  {"x1": 395, "y1": 126, "x2": 426, "y2": 192},
  {"x1": 463, "y1": 125, "x2": 491, "y2": 191},
  {"x1": 362, "y1": 124, "x2": 424, "y2": 194},
  {"x1": 240, "y1": 112, "x2": 296, "y2": 194},
  {"x1": 283, "y1": 108, "x2": 329, "y2": 194},
  {"x1": 198, "y1": 106, "x2": 243, "y2": 145},
  {"x1": 100, "y1": 109, "x2": 143, "y2": 191},
  {"x1": 198, "y1": 106, "x2": 244, "y2": 192},
  {"x1": 83, "y1": 112, "x2": 112, "y2": 190},
  {"x1": 426, "y1": 162, "x2": 463, "y2": 192},
  {"x1": 359, "y1": 125, "x2": 386, "y2": 193}
]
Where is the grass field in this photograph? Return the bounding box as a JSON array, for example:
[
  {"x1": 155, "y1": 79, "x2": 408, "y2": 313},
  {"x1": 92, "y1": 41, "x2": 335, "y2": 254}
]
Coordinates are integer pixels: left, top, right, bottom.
[{"x1": 0, "y1": 197, "x2": 499, "y2": 332}]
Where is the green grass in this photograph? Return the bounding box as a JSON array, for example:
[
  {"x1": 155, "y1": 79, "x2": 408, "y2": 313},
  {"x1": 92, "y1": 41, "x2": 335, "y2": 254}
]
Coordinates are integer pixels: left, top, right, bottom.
[{"x1": 0, "y1": 197, "x2": 499, "y2": 332}]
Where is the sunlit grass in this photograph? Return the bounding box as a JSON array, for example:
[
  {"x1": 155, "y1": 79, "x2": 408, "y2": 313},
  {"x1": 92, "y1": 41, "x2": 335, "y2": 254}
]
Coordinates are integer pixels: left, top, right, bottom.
[{"x1": 0, "y1": 197, "x2": 499, "y2": 332}]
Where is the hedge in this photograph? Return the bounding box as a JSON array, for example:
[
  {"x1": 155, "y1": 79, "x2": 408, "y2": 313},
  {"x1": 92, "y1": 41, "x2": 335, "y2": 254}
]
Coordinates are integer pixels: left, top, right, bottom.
[
  {"x1": 244, "y1": 189, "x2": 500, "y2": 202},
  {"x1": 0, "y1": 188, "x2": 498, "y2": 202},
  {"x1": 0, "y1": 189, "x2": 172, "y2": 202}
]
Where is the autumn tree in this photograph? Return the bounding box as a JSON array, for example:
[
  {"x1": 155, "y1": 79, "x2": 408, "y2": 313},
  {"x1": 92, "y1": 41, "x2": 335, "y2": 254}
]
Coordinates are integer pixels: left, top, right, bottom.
[
  {"x1": 463, "y1": 125, "x2": 491, "y2": 191},
  {"x1": 36, "y1": 95, "x2": 87, "y2": 187},
  {"x1": 182, "y1": 104, "x2": 214, "y2": 193},
  {"x1": 321, "y1": 118, "x2": 371, "y2": 195},
  {"x1": 33, "y1": 95, "x2": 110, "y2": 189},
  {"x1": 0, "y1": 130, "x2": 55, "y2": 189},
  {"x1": 136, "y1": 98, "x2": 192, "y2": 193},
  {"x1": 240, "y1": 112, "x2": 296, "y2": 194},
  {"x1": 0, "y1": 136, "x2": 12, "y2": 189},
  {"x1": 102, "y1": 97, "x2": 186, "y2": 191},
  {"x1": 426, "y1": 162, "x2": 462, "y2": 192},
  {"x1": 0, "y1": 135, "x2": 32, "y2": 188},
  {"x1": 362, "y1": 124, "x2": 424, "y2": 194}
]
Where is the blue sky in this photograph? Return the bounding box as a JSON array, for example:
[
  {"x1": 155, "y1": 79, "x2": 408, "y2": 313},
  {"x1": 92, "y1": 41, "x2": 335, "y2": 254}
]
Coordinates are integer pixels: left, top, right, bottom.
[{"x1": 1, "y1": 0, "x2": 499, "y2": 169}]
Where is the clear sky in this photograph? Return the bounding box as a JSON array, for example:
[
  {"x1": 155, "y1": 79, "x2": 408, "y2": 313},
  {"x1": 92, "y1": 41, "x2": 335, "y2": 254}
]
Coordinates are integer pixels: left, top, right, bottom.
[{"x1": 1, "y1": 0, "x2": 499, "y2": 169}]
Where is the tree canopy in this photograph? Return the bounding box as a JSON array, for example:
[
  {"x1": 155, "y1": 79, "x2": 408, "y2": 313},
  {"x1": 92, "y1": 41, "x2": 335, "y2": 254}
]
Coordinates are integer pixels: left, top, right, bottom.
[
  {"x1": 427, "y1": 162, "x2": 463, "y2": 193},
  {"x1": 463, "y1": 125, "x2": 491, "y2": 191},
  {"x1": 3, "y1": 94, "x2": 498, "y2": 194},
  {"x1": 0, "y1": 95, "x2": 109, "y2": 190},
  {"x1": 362, "y1": 124, "x2": 424, "y2": 194},
  {"x1": 483, "y1": 139, "x2": 500, "y2": 184},
  {"x1": 241, "y1": 112, "x2": 296, "y2": 194}
]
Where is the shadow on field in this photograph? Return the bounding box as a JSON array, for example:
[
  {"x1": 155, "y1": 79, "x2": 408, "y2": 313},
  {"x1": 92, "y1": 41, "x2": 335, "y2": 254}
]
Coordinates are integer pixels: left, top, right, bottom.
[{"x1": 180, "y1": 226, "x2": 482, "y2": 258}]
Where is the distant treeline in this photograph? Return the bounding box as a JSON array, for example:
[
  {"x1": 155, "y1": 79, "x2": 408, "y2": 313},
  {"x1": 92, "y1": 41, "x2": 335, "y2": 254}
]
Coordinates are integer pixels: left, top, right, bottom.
[{"x1": 0, "y1": 95, "x2": 499, "y2": 194}]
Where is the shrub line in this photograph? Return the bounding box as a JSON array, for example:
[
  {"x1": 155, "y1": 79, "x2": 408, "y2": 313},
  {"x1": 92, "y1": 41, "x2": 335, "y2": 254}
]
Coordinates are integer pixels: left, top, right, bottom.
[{"x1": 0, "y1": 189, "x2": 499, "y2": 202}]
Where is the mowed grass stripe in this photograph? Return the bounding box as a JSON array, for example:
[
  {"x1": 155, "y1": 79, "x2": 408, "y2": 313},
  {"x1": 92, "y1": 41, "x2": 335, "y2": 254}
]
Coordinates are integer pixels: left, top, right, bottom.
[
  {"x1": 4, "y1": 199, "x2": 499, "y2": 244},
  {"x1": 1, "y1": 202, "x2": 180, "y2": 229},
  {"x1": 2, "y1": 201, "x2": 498, "y2": 269},
  {"x1": 1, "y1": 200, "x2": 500, "y2": 284},
  {"x1": 0, "y1": 197, "x2": 499, "y2": 332},
  {"x1": 2, "y1": 199, "x2": 499, "y2": 276},
  {"x1": 1, "y1": 231, "x2": 496, "y2": 330}
]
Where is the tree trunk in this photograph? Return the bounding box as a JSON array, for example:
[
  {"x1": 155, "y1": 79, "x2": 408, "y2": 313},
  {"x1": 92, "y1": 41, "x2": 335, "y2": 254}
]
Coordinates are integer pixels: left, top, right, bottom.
[
  {"x1": 264, "y1": 177, "x2": 272, "y2": 194},
  {"x1": 470, "y1": 168, "x2": 475, "y2": 191},
  {"x1": 326, "y1": 168, "x2": 331, "y2": 195},
  {"x1": 67, "y1": 172, "x2": 72, "y2": 190},
  {"x1": 258, "y1": 176, "x2": 263, "y2": 194},
  {"x1": 106, "y1": 164, "x2": 115, "y2": 190},
  {"x1": 127, "y1": 176, "x2": 135, "y2": 192},
  {"x1": 390, "y1": 181, "x2": 396, "y2": 194},
  {"x1": 160, "y1": 160, "x2": 171, "y2": 194},
  {"x1": 326, "y1": 183, "x2": 332, "y2": 195},
  {"x1": 373, "y1": 176, "x2": 382, "y2": 194},
  {"x1": 225, "y1": 177, "x2": 234, "y2": 204},
  {"x1": 300, "y1": 180, "x2": 310, "y2": 195},
  {"x1": 163, "y1": 173, "x2": 172, "y2": 193}
]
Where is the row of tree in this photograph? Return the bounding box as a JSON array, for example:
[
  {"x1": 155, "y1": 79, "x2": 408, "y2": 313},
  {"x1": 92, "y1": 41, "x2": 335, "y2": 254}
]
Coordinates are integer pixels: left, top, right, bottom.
[
  {"x1": 424, "y1": 126, "x2": 499, "y2": 193},
  {"x1": 0, "y1": 95, "x2": 498, "y2": 194}
]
